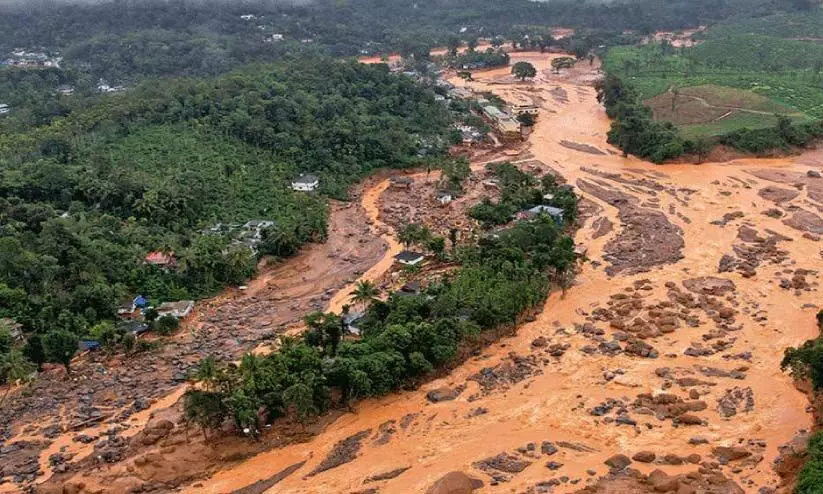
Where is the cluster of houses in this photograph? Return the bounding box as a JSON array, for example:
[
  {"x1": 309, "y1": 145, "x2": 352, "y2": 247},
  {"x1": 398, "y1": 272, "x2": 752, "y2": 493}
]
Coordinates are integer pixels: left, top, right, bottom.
[
  {"x1": 1, "y1": 50, "x2": 61, "y2": 69},
  {"x1": 75, "y1": 251, "x2": 199, "y2": 352},
  {"x1": 514, "y1": 185, "x2": 574, "y2": 225},
  {"x1": 477, "y1": 98, "x2": 521, "y2": 139},
  {"x1": 455, "y1": 124, "x2": 484, "y2": 145},
  {"x1": 203, "y1": 220, "x2": 277, "y2": 255},
  {"x1": 389, "y1": 176, "x2": 454, "y2": 206}
]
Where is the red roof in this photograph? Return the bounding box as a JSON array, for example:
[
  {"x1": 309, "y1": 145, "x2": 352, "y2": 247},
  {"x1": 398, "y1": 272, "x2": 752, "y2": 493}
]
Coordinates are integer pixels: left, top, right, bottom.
[{"x1": 145, "y1": 251, "x2": 176, "y2": 266}]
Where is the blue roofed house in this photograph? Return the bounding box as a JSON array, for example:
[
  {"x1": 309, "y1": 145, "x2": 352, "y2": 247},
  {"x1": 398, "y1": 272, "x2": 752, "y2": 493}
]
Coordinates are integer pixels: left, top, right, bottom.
[
  {"x1": 118, "y1": 295, "x2": 149, "y2": 316},
  {"x1": 78, "y1": 340, "x2": 101, "y2": 353}
]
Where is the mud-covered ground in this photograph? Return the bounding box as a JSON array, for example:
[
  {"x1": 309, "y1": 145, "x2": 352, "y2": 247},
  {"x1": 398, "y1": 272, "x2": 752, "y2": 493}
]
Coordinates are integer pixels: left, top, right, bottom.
[
  {"x1": 7, "y1": 52, "x2": 823, "y2": 494},
  {"x1": 0, "y1": 196, "x2": 387, "y2": 492},
  {"x1": 189, "y1": 53, "x2": 822, "y2": 494}
]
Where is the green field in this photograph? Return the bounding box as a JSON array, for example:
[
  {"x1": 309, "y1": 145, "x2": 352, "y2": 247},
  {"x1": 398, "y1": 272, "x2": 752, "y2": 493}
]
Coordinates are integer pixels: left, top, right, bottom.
[
  {"x1": 705, "y1": 11, "x2": 823, "y2": 40},
  {"x1": 604, "y1": 24, "x2": 823, "y2": 138}
]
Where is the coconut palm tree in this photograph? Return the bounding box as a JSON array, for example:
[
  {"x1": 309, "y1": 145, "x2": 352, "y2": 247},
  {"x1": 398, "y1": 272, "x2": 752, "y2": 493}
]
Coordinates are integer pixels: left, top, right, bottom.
[
  {"x1": 0, "y1": 350, "x2": 35, "y2": 408},
  {"x1": 350, "y1": 280, "x2": 379, "y2": 309},
  {"x1": 195, "y1": 355, "x2": 219, "y2": 391}
]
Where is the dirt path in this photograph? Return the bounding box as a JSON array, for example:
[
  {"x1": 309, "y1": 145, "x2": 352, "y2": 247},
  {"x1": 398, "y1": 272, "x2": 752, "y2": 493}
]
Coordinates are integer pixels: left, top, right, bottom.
[
  {"x1": 666, "y1": 88, "x2": 806, "y2": 120},
  {"x1": 189, "y1": 54, "x2": 823, "y2": 494}
]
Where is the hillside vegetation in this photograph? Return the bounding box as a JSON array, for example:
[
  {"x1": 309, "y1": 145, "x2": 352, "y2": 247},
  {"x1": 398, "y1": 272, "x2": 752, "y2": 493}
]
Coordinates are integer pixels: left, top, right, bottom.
[
  {"x1": 0, "y1": 58, "x2": 454, "y2": 367},
  {"x1": 603, "y1": 11, "x2": 823, "y2": 151}
]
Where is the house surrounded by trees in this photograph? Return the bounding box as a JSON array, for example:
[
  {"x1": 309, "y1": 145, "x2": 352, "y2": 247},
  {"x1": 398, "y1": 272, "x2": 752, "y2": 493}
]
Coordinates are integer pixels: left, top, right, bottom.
[
  {"x1": 291, "y1": 174, "x2": 320, "y2": 192},
  {"x1": 394, "y1": 250, "x2": 426, "y2": 266}
]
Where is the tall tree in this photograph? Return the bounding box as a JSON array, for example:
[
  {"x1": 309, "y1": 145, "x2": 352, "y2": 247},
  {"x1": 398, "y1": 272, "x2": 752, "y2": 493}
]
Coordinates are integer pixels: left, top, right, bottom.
[
  {"x1": 0, "y1": 350, "x2": 35, "y2": 408},
  {"x1": 44, "y1": 329, "x2": 79, "y2": 373},
  {"x1": 351, "y1": 280, "x2": 380, "y2": 309},
  {"x1": 512, "y1": 61, "x2": 537, "y2": 81}
]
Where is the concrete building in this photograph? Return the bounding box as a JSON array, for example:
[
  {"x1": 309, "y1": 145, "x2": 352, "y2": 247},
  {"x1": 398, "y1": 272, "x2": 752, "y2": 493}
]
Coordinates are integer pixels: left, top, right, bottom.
[
  {"x1": 291, "y1": 174, "x2": 319, "y2": 192},
  {"x1": 394, "y1": 250, "x2": 426, "y2": 266}
]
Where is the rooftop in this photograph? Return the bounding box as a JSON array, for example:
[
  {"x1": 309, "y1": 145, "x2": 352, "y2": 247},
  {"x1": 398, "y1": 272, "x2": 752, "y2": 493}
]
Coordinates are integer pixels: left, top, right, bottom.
[
  {"x1": 527, "y1": 205, "x2": 564, "y2": 216},
  {"x1": 394, "y1": 250, "x2": 425, "y2": 263},
  {"x1": 293, "y1": 174, "x2": 319, "y2": 184}
]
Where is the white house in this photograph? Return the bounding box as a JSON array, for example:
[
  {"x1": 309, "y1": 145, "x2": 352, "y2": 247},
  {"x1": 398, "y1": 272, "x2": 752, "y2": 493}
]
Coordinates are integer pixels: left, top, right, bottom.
[
  {"x1": 510, "y1": 104, "x2": 539, "y2": 116},
  {"x1": 518, "y1": 205, "x2": 564, "y2": 224},
  {"x1": 156, "y1": 300, "x2": 195, "y2": 319},
  {"x1": 394, "y1": 250, "x2": 426, "y2": 266},
  {"x1": 0, "y1": 104, "x2": 9, "y2": 115},
  {"x1": 291, "y1": 174, "x2": 320, "y2": 192},
  {"x1": 436, "y1": 191, "x2": 454, "y2": 205}
]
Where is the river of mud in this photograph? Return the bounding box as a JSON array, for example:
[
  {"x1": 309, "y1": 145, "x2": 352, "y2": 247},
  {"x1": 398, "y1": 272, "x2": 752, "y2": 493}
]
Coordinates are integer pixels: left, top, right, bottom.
[
  {"x1": 8, "y1": 52, "x2": 823, "y2": 494},
  {"x1": 192, "y1": 53, "x2": 823, "y2": 493}
]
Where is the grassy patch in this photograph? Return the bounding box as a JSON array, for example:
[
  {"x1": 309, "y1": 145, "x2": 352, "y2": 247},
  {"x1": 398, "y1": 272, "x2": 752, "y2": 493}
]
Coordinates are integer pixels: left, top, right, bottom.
[
  {"x1": 680, "y1": 112, "x2": 810, "y2": 139},
  {"x1": 706, "y1": 11, "x2": 823, "y2": 40},
  {"x1": 604, "y1": 28, "x2": 823, "y2": 139},
  {"x1": 643, "y1": 84, "x2": 808, "y2": 137}
]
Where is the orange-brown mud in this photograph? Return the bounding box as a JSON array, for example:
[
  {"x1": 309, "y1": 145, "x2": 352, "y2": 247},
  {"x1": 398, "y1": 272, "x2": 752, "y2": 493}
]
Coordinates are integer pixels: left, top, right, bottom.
[
  {"x1": 0, "y1": 196, "x2": 386, "y2": 492},
  {"x1": 190, "y1": 54, "x2": 822, "y2": 493},
  {"x1": 11, "y1": 53, "x2": 823, "y2": 494}
]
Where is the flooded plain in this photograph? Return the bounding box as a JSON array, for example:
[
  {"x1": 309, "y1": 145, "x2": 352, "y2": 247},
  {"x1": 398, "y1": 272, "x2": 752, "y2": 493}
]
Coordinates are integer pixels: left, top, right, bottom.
[
  {"x1": 190, "y1": 53, "x2": 823, "y2": 493},
  {"x1": 7, "y1": 52, "x2": 822, "y2": 494}
]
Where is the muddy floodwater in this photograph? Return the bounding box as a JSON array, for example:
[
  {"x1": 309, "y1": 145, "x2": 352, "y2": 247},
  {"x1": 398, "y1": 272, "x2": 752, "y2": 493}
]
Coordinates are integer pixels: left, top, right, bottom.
[
  {"x1": 194, "y1": 53, "x2": 822, "y2": 493},
  {"x1": 10, "y1": 52, "x2": 822, "y2": 494}
]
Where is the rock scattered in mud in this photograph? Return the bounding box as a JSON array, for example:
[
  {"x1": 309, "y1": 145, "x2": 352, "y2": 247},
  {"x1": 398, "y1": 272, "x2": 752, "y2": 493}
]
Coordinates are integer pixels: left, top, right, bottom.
[
  {"x1": 682, "y1": 277, "x2": 735, "y2": 296},
  {"x1": 576, "y1": 179, "x2": 684, "y2": 276},
  {"x1": 467, "y1": 353, "x2": 542, "y2": 396},
  {"x1": 308, "y1": 429, "x2": 371, "y2": 476},
  {"x1": 632, "y1": 392, "x2": 707, "y2": 424},
  {"x1": 232, "y1": 461, "x2": 306, "y2": 494},
  {"x1": 712, "y1": 446, "x2": 751, "y2": 463},
  {"x1": 365, "y1": 466, "x2": 411, "y2": 483},
  {"x1": 426, "y1": 471, "x2": 484, "y2": 494},
  {"x1": 560, "y1": 140, "x2": 605, "y2": 155},
  {"x1": 783, "y1": 209, "x2": 823, "y2": 234},
  {"x1": 426, "y1": 386, "x2": 464, "y2": 403},
  {"x1": 604, "y1": 454, "x2": 631, "y2": 471},
  {"x1": 632, "y1": 451, "x2": 656, "y2": 463},
  {"x1": 472, "y1": 452, "x2": 531, "y2": 480},
  {"x1": 712, "y1": 211, "x2": 745, "y2": 226},
  {"x1": 717, "y1": 387, "x2": 754, "y2": 418},
  {"x1": 372, "y1": 420, "x2": 397, "y2": 445},
  {"x1": 591, "y1": 217, "x2": 614, "y2": 239},
  {"x1": 758, "y1": 186, "x2": 799, "y2": 204},
  {"x1": 578, "y1": 468, "x2": 745, "y2": 493}
]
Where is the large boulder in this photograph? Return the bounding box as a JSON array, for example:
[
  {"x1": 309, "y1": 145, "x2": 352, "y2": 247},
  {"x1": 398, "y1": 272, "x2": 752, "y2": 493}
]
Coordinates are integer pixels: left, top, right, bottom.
[
  {"x1": 426, "y1": 387, "x2": 461, "y2": 403},
  {"x1": 682, "y1": 277, "x2": 735, "y2": 296},
  {"x1": 604, "y1": 454, "x2": 632, "y2": 470},
  {"x1": 426, "y1": 471, "x2": 484, "y2": 494}
]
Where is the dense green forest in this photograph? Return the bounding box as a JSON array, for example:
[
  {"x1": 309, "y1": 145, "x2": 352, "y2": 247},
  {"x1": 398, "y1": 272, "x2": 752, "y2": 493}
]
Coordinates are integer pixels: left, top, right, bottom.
[
  {"x1": 0, "y1": 58, "x2": 455, "y2": 374},
  {"x1": 0, "y1": 0, "x2": 814, "y2": 131},
  {"x1": 183, "y1": 215, "x2": 576, "y2": 434},
  {"x1": 0, "y1": 0, "x2": 813, "y2": 82},
  {"x1": 781, "y1": 312, "x2": 823, "y2": 493}
]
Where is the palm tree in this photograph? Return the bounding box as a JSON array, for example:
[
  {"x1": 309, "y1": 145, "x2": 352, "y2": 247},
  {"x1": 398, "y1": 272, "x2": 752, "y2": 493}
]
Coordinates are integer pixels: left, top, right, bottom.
[
  {"x1": 195, "y1": 356, "x2": 219, "y2": 391},
  {"x1": 0, "y1": 350, "x2": 35, "y2": 409},
  {"x1": 350, "y1": 280, "x2": 379, "y2": 309}
]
